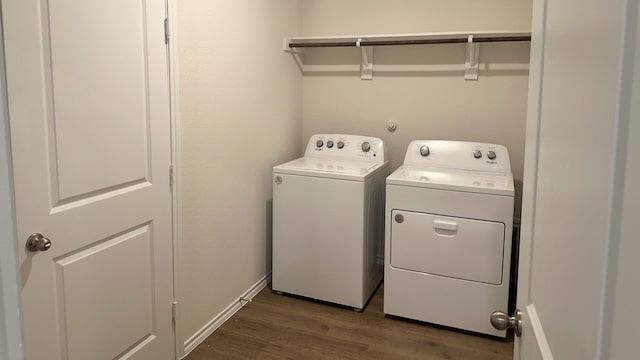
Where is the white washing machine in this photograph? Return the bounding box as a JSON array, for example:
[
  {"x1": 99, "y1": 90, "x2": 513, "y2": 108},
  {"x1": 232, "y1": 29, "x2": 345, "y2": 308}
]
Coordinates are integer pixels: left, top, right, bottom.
[
  {"x1": 384, "y1": 140, "x2": 514, "y2": 337},
  {"x1": 272, "y1": 134, "x2": 390, "y2": 310}
]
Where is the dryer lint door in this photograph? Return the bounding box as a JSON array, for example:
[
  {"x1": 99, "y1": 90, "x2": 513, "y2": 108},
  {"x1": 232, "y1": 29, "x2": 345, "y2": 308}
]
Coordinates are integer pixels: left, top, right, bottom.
[{"x1": 390, "y1": 211, "x2": 505, "y2": 285}]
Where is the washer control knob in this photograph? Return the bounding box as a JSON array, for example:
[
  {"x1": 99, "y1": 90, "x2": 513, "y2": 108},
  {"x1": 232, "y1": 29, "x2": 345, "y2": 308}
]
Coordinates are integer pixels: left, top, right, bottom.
[
  {"x1": 337, "y1": 141, "x2": 345, "y2": 149},
  {"x1": 473, "y1": 150, "x2": 482, "y2": 159},
  {"x1": 316, "y1": 140, "x2": 324, "y2": 148},
  {"x1": 361, "y1": 142, "x2": 371, "y2": 153},
  {"x1": 419, "y1": 145, "x2": 430, "y2": 157},
  {"x1": 487, "y1": 150, "x2": 497, "y2": 160},
  {"x1": 326, "y1": 140, "x2": 334, "y2": 149}
]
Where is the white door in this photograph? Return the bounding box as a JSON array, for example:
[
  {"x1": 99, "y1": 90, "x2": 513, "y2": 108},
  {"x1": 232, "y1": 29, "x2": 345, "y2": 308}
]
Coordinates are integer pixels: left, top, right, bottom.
[
  {"x1": 2, "y1": 0, "x2": 175, "y2": 359},
  {"x1": 514, "y1": 0, "x2": 633, "y2": 359}
]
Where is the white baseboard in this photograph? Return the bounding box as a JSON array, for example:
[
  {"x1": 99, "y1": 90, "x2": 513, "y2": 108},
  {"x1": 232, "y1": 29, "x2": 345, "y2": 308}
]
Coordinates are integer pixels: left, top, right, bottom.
[{"x1": 181, "y1": 273, "x2": 272, "y2": 358}]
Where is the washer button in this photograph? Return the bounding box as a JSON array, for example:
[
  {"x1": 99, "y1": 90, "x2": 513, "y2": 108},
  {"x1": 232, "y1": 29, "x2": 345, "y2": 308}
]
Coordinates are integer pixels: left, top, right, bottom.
[
  {"x1": 473, "y1": 150, "x2": 482, "y2": 159},
  {"x1": 326, "y1": 140, "x2": 334, "y2": 148},
  {"x1": 337, "y1": 141, "x2": 345, "y2": 149},
  {"x1": 361, "y1": 142, "x2": 371, "y2": 153},
  {"x1": 316, "y1": 140, "x2": 324, "y2": 148}
]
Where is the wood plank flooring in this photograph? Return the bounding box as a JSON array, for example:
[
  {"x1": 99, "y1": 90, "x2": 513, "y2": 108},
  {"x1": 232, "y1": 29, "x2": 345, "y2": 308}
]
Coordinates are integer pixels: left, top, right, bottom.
[{"x1": 184, "y1": 283, "x2": 513, "y2": 360}]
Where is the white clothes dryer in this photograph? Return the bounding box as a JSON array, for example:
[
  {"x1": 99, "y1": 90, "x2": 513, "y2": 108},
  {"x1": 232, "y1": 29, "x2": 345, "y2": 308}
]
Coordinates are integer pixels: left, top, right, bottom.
[
  {"x1": 273, "y1": 134, "x2": 390, "y2": 310},
  {"x1": 384, "y1": 140, "x2": 514, "y2": 337}
]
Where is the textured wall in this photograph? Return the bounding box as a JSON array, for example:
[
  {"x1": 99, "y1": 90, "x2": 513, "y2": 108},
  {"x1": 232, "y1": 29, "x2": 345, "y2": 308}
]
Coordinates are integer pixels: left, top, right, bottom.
[
  {"x1": 177, "y1": 0, "x2": 302, "y2": 347},
  {"x1": 301, "y1": 0, "x2": 532, "y2": 218}
]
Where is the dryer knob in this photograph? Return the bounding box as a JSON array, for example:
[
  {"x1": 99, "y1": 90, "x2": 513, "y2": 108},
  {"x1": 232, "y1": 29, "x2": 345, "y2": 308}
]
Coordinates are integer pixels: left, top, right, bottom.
[
  {"x1": 419, "y1": 145, "x2": 430, "y2": 157},
  {"x1": 326, "y1": 140, "x2": 334, "y2": 148},
  {"x1": 316, "y1": 140, "x2": 324, "y2": 148},
  {"x1": 473, "y1": 150, "x2": 483, "y2": 159},
  {"x1": 337, "y1": 141, "x2": 345, "y2": 149},
  {"x1": 487, "y1": 150, "x2": 497, "y2": 160},
  {"x1": 361, "y1": 142, "x2": 371, "y2": 153}
]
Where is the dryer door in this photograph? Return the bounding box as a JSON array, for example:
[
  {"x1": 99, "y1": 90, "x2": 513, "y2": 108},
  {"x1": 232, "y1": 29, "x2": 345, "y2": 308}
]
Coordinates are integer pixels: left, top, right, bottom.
[{"x1": 390, "y1": 210, "x2": 505, "y2": 285}]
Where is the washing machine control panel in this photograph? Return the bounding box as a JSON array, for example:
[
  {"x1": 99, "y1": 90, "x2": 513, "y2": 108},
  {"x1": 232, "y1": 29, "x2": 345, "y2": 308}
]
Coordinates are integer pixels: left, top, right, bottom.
[
  {"x1": 306, "y1": 134, "x2": 387, "y2": 163},
  {"x1": 404, "y1": 140, "x2": 511, "y2": 173}
]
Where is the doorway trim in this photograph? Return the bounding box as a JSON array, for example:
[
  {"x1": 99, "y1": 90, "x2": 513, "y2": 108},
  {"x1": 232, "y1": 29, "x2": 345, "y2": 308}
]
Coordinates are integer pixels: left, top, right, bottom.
[
  {"x1": 514, "y1": 0, "x2": 548, "y2": 358},
  {"x1": 166, "y1": 0, "x2": 183, "y2": 358}
]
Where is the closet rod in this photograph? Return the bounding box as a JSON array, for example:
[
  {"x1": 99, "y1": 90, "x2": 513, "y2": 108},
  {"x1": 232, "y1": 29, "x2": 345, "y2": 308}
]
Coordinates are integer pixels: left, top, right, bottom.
[{"x1": 288, "y1": 36, "x2": 531, "y2": 48}]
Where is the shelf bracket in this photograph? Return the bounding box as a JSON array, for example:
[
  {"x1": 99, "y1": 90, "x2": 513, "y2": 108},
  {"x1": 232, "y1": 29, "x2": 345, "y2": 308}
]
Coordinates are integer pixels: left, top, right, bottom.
[
  {"x1": 283, "y1": 38, "x2": 293, "y2": 52},
  {"x1": 465, "y1": 35, "x2": 480, "y2": 80},
  {"x1": 283, "y1": 38, "x2": 305, "y2": 71},
  {"x1": 356, "y1": 38, "x2": 374, "y2": 80},
  {"x1": 283, "y1": 38, "x2": 304, "y2": 54}
]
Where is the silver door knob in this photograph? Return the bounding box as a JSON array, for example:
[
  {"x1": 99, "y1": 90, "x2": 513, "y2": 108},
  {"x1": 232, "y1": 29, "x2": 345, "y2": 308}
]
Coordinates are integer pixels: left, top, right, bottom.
[
  {"x1": 490, "y1": 310, "x2": 522, "y2": 337},
  {"x1": 26, "y1": 233, "x2": 52, "y2": 252}
]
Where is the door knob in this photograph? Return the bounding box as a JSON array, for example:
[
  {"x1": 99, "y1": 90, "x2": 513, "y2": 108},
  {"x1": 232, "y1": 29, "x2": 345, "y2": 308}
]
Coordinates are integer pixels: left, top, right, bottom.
[
  {"x1": 490, "y1": 310, "x2": 522, "y2": 336},
  {"x1": 26, "y1": 233, "x2": 52, "y2": 252}
]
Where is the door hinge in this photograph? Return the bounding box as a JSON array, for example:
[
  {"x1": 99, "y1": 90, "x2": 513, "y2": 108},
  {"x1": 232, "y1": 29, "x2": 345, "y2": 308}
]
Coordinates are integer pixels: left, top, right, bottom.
[
  {"x1": 164, "y1": 17, "x2": 172, "y2": 44},
  {"x1": 172, "y1": 301, "x2": 178, "y2": 330},
  {"x1": 169, "y1": 164, "x2": 174, "y2": 190}
]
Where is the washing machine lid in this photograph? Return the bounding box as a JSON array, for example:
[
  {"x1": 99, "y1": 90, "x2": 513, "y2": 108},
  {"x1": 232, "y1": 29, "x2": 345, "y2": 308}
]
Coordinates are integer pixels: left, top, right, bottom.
[
  {"x1": 387, "y1": 165, "x2": 515, "y2": 196},
  {"x1": 274, "y1": 157, "x2": 388, "y2": 181}
]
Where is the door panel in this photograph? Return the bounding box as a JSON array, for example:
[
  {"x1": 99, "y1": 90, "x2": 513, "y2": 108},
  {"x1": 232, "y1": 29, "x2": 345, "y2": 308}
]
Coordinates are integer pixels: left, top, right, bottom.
[
  {"x1": 55, "y1": 224, "x2": 154, "y2": 360},
  {"x1": 48, "y1": 0, "x2": 151, "y2": 201},
  {"x1": 517, "y1": 0, "x2": 629, "y2": 358},
  {"x1": 2, "y1": 0, "x2": 174, "y2": 359},
  {"x1": 390, "y1": 210, "x2": 505, "y2": 285}
]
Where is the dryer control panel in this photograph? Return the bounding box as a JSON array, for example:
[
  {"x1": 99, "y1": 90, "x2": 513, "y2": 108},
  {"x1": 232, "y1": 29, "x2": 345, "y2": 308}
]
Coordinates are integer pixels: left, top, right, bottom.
[
  {"x1": 305, "y1": 134, "x2": 387, "y2": 163},
  {"x1": 403, "y1": 140, "x2": 511, "y2": 173}
]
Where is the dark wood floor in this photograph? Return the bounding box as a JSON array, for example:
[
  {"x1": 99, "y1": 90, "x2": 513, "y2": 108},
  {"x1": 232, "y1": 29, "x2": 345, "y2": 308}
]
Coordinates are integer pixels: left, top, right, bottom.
[{"x1": 184, "y1": 283, "x2": 513, "y2": 359}]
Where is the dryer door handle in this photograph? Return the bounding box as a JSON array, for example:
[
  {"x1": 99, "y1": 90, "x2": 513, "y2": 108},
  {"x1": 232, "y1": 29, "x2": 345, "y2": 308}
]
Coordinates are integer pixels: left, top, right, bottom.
[{"x1": 433, "y1": 220, "x2": 458, "y2": 233}]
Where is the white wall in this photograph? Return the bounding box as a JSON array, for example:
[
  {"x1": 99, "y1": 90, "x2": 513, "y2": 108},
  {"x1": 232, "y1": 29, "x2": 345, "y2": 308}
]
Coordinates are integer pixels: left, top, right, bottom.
[
  {"x1": 0, "y1": 11, "x2": 23, "y2": 360},
  {"x1": 300, "y1": 0, "x2": 532, "y2": 218},
  {"x1": 176, "y1": 0, "x2": 302, "y2": 351}
]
